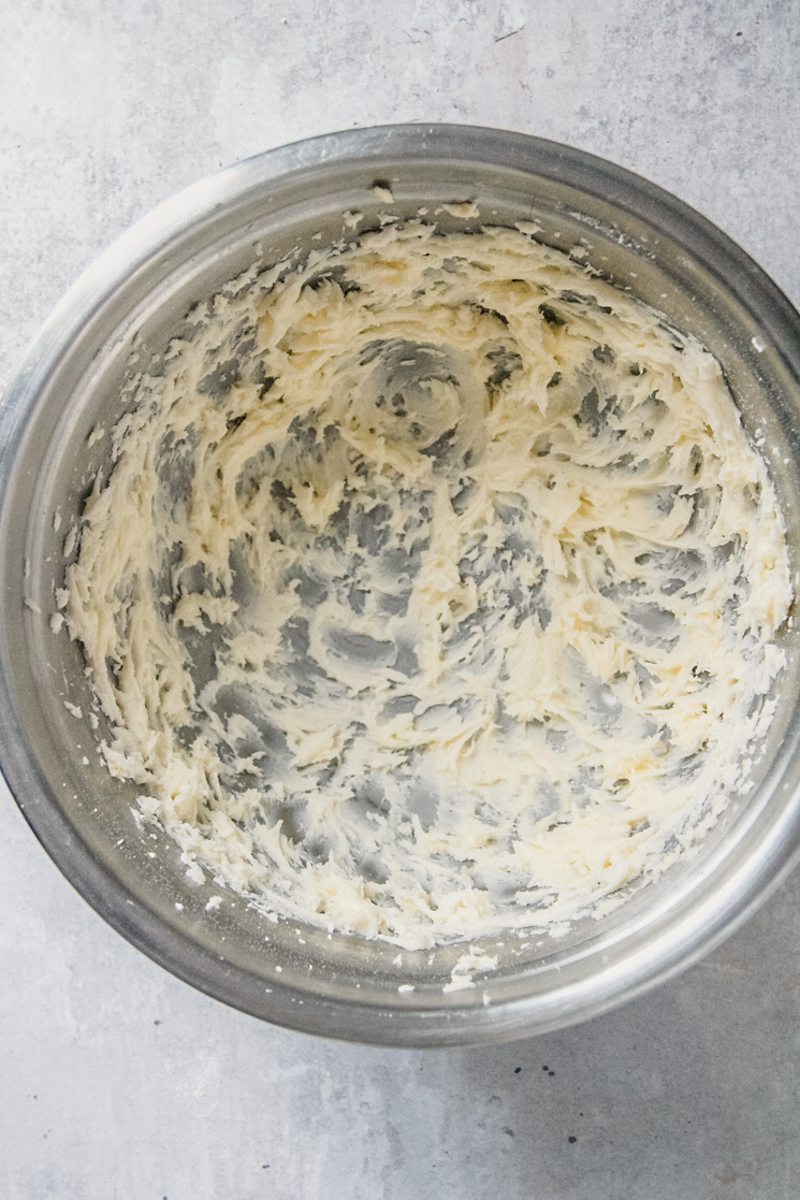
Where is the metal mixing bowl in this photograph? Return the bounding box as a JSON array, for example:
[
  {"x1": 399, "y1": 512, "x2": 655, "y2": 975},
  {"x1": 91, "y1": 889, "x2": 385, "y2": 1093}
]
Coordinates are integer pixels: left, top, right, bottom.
[{"x1": 2, "y1": 124, "x2": 800, "y2": 1047}]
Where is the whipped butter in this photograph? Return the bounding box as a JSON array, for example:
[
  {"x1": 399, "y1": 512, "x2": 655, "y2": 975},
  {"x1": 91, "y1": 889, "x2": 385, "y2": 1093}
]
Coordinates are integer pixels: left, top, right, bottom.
[{"x1": 64, "y1": 222, "x2": 791, "y2": 949}]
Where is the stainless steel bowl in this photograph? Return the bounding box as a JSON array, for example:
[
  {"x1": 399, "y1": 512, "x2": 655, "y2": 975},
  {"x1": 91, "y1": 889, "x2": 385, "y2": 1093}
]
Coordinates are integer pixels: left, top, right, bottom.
[{"x1": 3, "y1": 124, "x2": 800, "y2": 1047}]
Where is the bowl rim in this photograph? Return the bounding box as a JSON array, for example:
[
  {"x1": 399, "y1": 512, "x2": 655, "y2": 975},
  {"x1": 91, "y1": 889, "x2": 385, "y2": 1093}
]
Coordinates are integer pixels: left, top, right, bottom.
[{"x1": 2, "y1": 122, "x2": 800, "y2": 1047}]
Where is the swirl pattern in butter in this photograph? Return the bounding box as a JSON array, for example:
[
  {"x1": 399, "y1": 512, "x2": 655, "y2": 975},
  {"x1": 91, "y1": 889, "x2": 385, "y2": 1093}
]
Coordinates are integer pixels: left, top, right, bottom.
[{"x1": 64, "y1": 223, "x2": 791, "y2": 948}]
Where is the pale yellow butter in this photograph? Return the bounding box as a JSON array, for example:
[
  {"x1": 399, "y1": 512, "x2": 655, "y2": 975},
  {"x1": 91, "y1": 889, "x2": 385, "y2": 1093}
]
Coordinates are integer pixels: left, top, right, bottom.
[{"x1": 64, "y1": 223, "x2": 791, "y2": 950}]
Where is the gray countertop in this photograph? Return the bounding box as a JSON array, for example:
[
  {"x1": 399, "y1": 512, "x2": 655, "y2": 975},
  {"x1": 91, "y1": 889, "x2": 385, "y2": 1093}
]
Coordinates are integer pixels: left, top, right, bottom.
[{"x1": 1, "y1": 2, "x2": 799, "y2": 1197}]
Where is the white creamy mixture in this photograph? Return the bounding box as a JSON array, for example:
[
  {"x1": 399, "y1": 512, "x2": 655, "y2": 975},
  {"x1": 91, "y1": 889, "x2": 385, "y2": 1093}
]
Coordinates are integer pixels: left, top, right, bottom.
[{"x1": 64, "y1": 222, "x2": 791, "y2": 950}]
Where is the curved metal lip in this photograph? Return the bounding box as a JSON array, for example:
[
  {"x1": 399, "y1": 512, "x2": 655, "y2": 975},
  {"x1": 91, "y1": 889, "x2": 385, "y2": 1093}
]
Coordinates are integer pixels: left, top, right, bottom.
[{"x1": 2, "y1": 123, "x2": 800, "y2": 1047}]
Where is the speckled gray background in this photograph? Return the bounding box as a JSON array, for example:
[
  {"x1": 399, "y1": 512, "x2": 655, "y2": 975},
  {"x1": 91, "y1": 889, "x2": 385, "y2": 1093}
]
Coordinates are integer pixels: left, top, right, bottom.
[{"x1": 2, "y1": 2, "x2": 799, "y2": 1197}]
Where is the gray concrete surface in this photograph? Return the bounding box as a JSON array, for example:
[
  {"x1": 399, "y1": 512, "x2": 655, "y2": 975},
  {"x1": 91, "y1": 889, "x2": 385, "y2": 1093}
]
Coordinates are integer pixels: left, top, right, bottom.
[{"x1": 2, "y1": 1, "x2": 799, "y2": 1196}]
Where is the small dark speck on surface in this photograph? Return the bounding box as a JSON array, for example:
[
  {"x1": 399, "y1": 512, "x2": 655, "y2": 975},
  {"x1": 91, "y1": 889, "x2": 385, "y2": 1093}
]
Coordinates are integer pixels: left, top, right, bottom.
[
  {"x1": 503, "y1": 1126, "x2": 515, "y2": 1138},
  {"x1": 153, "y1": 1019, "x2": 162, "y2": 1026},
  {"x1": 568, "y1": 1136, "x2": 577, "y2": 1145},
  {"x1": 514, "y1": 1066, "x2": 522, "y2": 1075},
  {"x1": 262, "y1": 1165, "x2": 270, "y2": 1170},
  {"x1": 548, "y1": 1070, "x2": 555, "y2": 1077}
]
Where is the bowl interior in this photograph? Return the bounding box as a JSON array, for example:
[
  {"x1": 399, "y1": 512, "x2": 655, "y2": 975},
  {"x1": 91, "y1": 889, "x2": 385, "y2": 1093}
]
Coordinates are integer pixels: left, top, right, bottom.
[{"x1": 3, "y1": 128, "x2": 800, "y2": 1044}]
